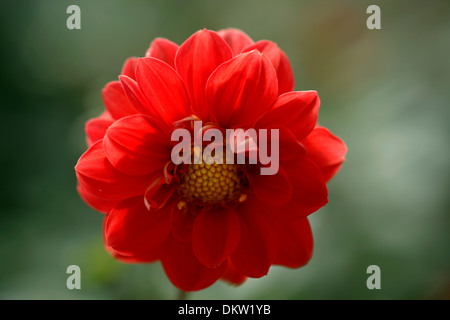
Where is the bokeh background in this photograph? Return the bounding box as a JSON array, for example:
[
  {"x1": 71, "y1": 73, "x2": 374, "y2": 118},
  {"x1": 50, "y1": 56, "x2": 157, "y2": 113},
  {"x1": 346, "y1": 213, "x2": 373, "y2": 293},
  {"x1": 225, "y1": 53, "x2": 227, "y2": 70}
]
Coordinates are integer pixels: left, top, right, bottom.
[{"x1": 0, "y1": 0, "x2": 449, "y2": 299}]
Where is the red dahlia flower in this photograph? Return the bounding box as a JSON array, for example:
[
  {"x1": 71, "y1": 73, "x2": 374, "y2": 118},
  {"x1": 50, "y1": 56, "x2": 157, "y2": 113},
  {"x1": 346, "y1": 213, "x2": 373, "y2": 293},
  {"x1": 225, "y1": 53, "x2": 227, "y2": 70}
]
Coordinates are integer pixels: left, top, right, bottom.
[{"x1": 75, "y1": 28, "x2": 347, "y2": 291}]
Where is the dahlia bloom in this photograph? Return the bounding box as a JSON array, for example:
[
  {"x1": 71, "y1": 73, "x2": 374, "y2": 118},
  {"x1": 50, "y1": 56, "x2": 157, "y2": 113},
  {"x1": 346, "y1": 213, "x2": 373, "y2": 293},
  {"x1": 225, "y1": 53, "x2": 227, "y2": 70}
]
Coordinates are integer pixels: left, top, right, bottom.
[{"x1": 75, "y1": 28, "x2": 347, "y2": 291}]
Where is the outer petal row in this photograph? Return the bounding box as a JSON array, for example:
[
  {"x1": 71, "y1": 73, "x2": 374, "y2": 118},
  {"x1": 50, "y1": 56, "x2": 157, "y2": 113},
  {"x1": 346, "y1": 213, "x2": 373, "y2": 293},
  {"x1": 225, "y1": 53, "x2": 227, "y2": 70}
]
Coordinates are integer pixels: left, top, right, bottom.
[
  {"x1": 136, "y1": 57, "x2": 190, "y2": 125},
  {"x1": 175, "y1": 29, "x2": 233, "y2": 121},
  {"x1": 207, "y1": 50, "x2": 278, "y2": 128},
  {"x1": 103, "y1": 114, "x2": 172, "y2": 176},
  {"x1": 104, "y1": 196, "x2": 173, "y2": 257},
  {"x1": 100, "y1": 29, "x2": 296, "y2": 133},
  {"x1": 119, "y1": 58, "x2": 191, "y2": 127},
  {"x1": 256, "y1": 91, "x2": 320, "y2": 141},
  {"x1": 77, "y1": 184, "x2": 119, "y2": 214},
  {"x1": 217, "y1": 29, "x2": 294, "y2": 95},
  {"x1": 102, "y1": 81, "x2": 138, "y2": 120},
  {"x1": 230, "y1": 196, "x2": 278, "y2": 278},
  {"x1": 217, "y1": 28, "x2": 254, "y2": 56},
  {"x1": 145, "y1": 38, "x2": 179, "y2": 68},
  {"x1": 75, "y1": 140, "x2": 151, "y2": 201},
  {"x1": 192, "y1": 207, "x2": 240, "y2": 268},
  {"x1": 242, "y1": 40, "x2": 294, "y2": 95},
  {"x1": 85, "y1": 112, "x2": 113, "y2": 147},
  {"x1": 302, "y1": 127, "x2": 347, "y2": 182},
  {"x1": 160, "y1": 234, "x2": 227, "y2": 291}
]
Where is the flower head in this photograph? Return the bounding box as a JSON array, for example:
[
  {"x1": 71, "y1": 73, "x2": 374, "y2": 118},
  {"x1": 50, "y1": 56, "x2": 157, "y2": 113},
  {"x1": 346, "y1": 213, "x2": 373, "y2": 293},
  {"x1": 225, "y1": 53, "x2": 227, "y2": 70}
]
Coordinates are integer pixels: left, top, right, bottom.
[{"x1": 75, "y1": 28, "x2": 347, "y2": 291}]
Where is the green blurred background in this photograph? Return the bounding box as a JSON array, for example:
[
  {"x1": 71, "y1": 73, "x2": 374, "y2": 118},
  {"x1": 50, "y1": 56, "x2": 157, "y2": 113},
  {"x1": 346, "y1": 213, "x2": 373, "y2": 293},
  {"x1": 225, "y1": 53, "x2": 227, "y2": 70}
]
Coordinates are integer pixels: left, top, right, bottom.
[{"x1": 0, "y1": 0, "x2": 449, "y2": 299}]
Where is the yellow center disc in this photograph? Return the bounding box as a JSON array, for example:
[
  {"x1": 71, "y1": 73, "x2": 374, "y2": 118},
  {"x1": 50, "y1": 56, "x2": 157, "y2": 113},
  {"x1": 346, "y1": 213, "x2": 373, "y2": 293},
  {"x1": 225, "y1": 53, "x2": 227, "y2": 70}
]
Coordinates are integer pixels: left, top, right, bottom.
[{"x1": 179, "y1": 162, "x2": 243, "y2": 204}]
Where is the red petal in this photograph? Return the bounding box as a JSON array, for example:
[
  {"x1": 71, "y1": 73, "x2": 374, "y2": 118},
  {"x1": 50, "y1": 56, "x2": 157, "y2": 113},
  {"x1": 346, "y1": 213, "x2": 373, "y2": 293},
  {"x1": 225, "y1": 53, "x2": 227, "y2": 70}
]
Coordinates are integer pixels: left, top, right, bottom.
[
  {"x1": 98, "y1": 111, "x2": 114, "y2": 121},
  {"x1": 77, "y1": 183, "x2": 119, "y2": 214},
  {"x1": 106, "y1": 245, "x2": 159, "y2": 263},
  {"x1": 274, "y1": 218, "x2": 313, "y2": 268},
  {"x1": 136, "y1": 57, "x2": 190, "y2": 126},
  {"x1": 104, "y1": 196, "x2": 173, "y2": 257},
  {"x1": 206, "y1": 51, "x2": 278, "y2": 128},
  {"x1": 192, "y1": 207, "x2": 240, "y2": 268},
  {"x1": 85, "y1": 113, "x2": 113, "y2": 147},
  {"x1": 242, "y1": 40, "x2": 294, "y2": 95},
  {"x1": 171, "y1": 206, "x2": 197, "y2": 242},
  {"x1": 278, "y1": 157, "x2": 328, "y2": 219},
  {"x1": 256, "y1": 91, "x2": 320, "y2": 141},
  {"x1": 121, "y1": 57, "x2": 138, "y2": 80},
  {"x1": 231, "y1": 196, "x2": 278, "y2": 278},
  {"x1": 75, "y1": 140, "x2": 150, "y2": 200},
  {"x1": 119, "y1": 75, "x2": 158, "y2": 118},
  {"x1": 145, "y1": 38, "x2": 179, "y2": 68},
  {"x1": 251, "y1": 126, "x2": 306, "y2": 165},
  {"x1": 301, "y1": 127, "x2": 347, "y2": 182},
  {"x1": 103, "y1": 114, "x2": 171, "y2": 176},
  {"x1": 250, "y1": 165, "x2": 293, "y2": 207},
  {"x1": 102, "y1": 81, "x2": 138, "y2": 120},
  {"x1": 277, "y1": 126, "x2": 307, "y2": 162},
  {"x1": 160, "y1": 235, "x2": 227, "y2": 291},
  {"x1": 321, "y1": 162, "x2": 344, "y2": 182},
  {"x1": 217, "y1": 28, "x2": 254, "y2": 56},
  {"x1": 220, "y1": 259, "x2": 247, "y2": 285},
  {"x1": 175, "y1": 29, "x2": 233, "y2": 121},
  {"x1": 143, "y1": 174, "x2": 176, "y2": 211}
]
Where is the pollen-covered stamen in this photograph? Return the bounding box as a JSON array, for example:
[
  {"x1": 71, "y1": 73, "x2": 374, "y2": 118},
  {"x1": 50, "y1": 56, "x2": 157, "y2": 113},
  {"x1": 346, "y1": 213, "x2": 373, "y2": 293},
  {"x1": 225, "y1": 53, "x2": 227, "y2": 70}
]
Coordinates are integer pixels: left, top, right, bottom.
[{"x1": 179, "y1": 161, "x2": 244, "y2": 205}]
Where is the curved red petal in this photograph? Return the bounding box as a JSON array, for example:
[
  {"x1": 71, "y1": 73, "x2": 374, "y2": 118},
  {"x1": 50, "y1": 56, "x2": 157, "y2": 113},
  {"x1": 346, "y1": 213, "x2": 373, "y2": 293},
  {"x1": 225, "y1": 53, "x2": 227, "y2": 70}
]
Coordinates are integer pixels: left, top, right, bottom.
[
  {"x1": 136, "y1": 57, "x2": 190, "y2": 126},
  {"x1": 102, "y1": 81, "x2": 138, "y2": 120},
  {"x1": 77, "y1": 183, "x2": 119, "y2": 214},
  {"x1": 242, "y1": 40, "x2": 294, "y2": 95},
  {"x1": 175, "y1": 29, "x2": 233, "y2": 121},
  {"x1": 231, "y1": 196, "x2": 278, "y2": 278},
  {"x1": 253, "y1": 126, "x2": 306, "y2": 167},
  {"x1": 256, "y1": 91, "x2": 319, "y2": 141},
  {"x1": 119, "y1": 75, "x2": 158, "y2": 118},
  {"x1": 160, "y1": 234, "x2": 227, "y2": 291},
  {"x1": 103, "y1": 114, "x2": 171, "y2": 176},
  {"x1": 274, "y1": 218, "x2": 313, "y2": 268},
  {"x1": 250, "y1": 165, "x2": 293, "y2": 207},
  {"x1": 217, "y1": 28, "x2": 254, "y2": 56},
  {"x1": 106, "y1": 245, "x2": 159, "y2": 263},
  {"x1": 144, "y1": 175, "x2": 176, "y2": 211},
  {"x1": 278, "y1": 157, "x2": 328, "y2": 219},
  {"x1": 206, "y1": 51, "x2": 278, "y2": 128},
  {"x1": 104, "y1": 196, "x2": 173, "y2": 257},
  {"x1": 121, "y1": 57, "x2": 138, "y2": 80},
  {"x1": 98, "y1": 111, "x2": 114, "y2": 121},
  {"x1": 321, "y1": 162, "x2": 344, "y2": 183},
  {"x1": 192, "y1": 207, "x2": 240, "y2": 268},
  {"x1": 85, "y1": 113, "x2": 113, "y2": 147},
  {"x1": 277, "y1": 126, "x2": 307, "y2": 162},
  {"x1": 145, "y1": 38, "x2": 179, "y2": 68},
  {"x1": 75, "y1": 140, "x2": 151, "y2": 200},
  {"x1": 220, "y1": 258, "x2": 247, "y2": 285},
  {"x1": 170, "y1": 205, "x2": 197, "y2": 242},
  {"x1": 301, "y1": 127, "x2": 347, "y2": 182}
]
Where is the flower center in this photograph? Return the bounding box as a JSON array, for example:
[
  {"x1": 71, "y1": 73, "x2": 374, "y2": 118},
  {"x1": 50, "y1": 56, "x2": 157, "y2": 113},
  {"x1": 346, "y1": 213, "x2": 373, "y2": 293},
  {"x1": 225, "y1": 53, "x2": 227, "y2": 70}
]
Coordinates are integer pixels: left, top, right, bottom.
[{"x1": 178, "y1": 161, "x2": 244, "y2": 205}]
